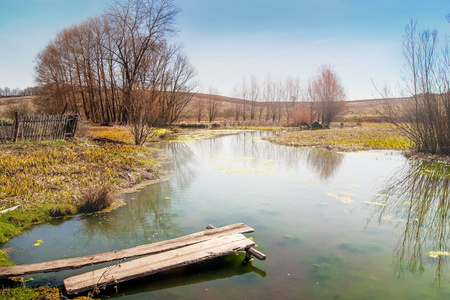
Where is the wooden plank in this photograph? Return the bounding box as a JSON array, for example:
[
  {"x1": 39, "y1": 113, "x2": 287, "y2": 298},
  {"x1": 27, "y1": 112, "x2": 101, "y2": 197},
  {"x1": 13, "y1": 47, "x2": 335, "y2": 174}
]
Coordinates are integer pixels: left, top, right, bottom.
[
  {"x1": 0, "y1": 223, "x2": 254, "y2": 278},
  {"x1": 43, "y1": 115, "x2": 49, "y2": 139},
  {"x1": 206, "y1": 224, "x2": 266, "y2": 261},
  {"x1": 64, "y1": 234, "x2": 254, "y2": 295},
  {"x1": 12, "y1": 112, "x2": 19, "y2": 142},
  {"x1": 0, "y1": 205, "x2": 20, "y2": 214}
]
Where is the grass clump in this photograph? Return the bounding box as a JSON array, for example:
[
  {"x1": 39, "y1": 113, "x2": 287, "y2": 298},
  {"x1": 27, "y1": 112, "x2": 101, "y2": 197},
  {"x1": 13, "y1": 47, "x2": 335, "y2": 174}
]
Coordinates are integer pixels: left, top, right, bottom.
[
  {"x1": 78, "y1": 184, "x2": 114, "y2": 213},
  {"x1": 49, "y1": 204, "x2": 77, "y2": 218}
]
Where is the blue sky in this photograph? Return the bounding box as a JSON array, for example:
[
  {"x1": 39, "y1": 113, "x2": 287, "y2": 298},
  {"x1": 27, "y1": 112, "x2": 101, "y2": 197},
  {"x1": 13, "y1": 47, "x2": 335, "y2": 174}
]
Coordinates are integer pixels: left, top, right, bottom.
[{"x1": 0, "y1": 0, "x2": 449, "y2": 99}]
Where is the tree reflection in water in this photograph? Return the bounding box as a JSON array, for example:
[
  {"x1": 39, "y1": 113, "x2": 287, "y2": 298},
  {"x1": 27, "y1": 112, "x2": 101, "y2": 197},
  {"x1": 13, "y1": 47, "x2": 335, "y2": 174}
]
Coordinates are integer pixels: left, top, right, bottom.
[
  {"x1": 80, "y1": 182, "x2": 182, "y2": 246},
  {"x1": 368, "y1": 160, "x2": 449, "y2": 289},
  {"x1": 165, "y1": 142, "x2": 201, "y2": 190},
  {"x1": 79, "y1": 132, "x2": 346, "y2": 249},
  {"x1": 306, "y1": 149, "x2": 344, "y2": 181},
  {"x1": 227, "y1": 132, "x2": 344, "y2": 180}
]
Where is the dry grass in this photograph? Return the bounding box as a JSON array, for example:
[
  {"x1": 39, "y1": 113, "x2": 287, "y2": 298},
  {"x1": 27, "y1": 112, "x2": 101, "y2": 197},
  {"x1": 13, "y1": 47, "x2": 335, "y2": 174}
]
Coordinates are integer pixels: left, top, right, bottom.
[
  {"x1": 0, "y1": 137, "x2": 160, "y2": 243},
  {"x1": 78, "y1": 184, "x2": 114, "y2": 213},
  {"x1": 89, "y1": 125, "x2": 134, "y2": 142},
  {"x1": 0, "y1": 140, "x2": 157, "y2": 208},
  {"x1": 265, "y1": 124, "x2": 412, "y2": 151},
  {"x1": 0, "y1": 96, "x2": 36, "y2": 120}
]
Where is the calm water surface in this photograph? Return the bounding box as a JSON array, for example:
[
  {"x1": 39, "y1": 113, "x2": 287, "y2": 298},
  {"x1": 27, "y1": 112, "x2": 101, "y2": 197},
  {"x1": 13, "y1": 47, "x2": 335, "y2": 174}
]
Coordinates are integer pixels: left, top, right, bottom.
[{"x1": 3, "y1": 131, "x2": 449, "y2": 299}]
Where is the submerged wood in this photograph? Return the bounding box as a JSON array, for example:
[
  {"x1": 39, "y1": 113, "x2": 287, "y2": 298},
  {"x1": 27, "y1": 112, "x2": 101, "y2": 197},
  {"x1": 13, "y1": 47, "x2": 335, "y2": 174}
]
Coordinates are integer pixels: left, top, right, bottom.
[
  {"x1": 206, "y1": 224, "x2": 266, "y2": 261},
  {"x1": 0, "y1": 223, "x2": 254, "y2": 278},
  {"x1": 64, "y1": 234, "x2": 254, "y2": 295}
]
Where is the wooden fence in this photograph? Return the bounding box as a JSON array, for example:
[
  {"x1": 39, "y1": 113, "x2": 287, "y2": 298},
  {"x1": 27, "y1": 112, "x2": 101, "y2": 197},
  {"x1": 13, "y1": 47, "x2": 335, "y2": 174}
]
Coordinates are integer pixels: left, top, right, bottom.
[{"x1": 0, "y1": 113, "x2": 78, "y2": 144}]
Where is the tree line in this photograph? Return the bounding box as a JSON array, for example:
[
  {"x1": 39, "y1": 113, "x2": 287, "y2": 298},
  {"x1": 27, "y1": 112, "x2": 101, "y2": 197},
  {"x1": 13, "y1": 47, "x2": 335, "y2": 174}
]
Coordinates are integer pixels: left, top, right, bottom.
[
  {"x1": 231, "y1": 67, "x2": 346, "y2": 128},
  {"x1": 0, "y1": 86, "x2": 37, "y2": 97},
  {"x1": 34, "y1": 0, "x2": 348, "y2": 143},
  {"x1": 189, "y1": 67, "x2": 347, "y2": 128},
  {"x1": 35, "y1": 0, "x2": 196, "y2": 143}
]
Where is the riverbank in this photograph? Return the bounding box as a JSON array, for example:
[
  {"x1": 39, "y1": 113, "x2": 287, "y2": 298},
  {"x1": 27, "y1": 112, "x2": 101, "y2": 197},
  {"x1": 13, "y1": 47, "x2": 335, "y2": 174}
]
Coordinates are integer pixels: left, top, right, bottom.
[
  {"x1": 0, "y1": 137, "x2": 164, "y2": 245},
  {"x1": 264, "y1": 124, "x2": 450, "y2": 163},
  {"x1": 0, "y1": 123, "x2": 445, "y2": 246},
  {"x1": 0, "y1": 126, "x2": 260, "y2": 246},
  {"x1": 264, "y1": 124, "x2": 412, "y2": 151}
]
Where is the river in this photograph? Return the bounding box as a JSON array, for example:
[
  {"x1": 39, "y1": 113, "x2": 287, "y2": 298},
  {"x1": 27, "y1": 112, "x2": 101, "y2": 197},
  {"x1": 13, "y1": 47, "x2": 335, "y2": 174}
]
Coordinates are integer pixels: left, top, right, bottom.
[{"x1": 3, "y1": 131, "x2": 449, "y2": 299}]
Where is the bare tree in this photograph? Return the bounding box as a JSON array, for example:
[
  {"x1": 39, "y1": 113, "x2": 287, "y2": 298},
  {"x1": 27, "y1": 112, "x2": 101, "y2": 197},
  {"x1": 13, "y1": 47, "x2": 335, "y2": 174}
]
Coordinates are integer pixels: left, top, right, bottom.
[
  {"x1": 3, "y1": 87, "x2": 10, "y2": 97},
  {"x1": 107, "y1": 0, "x2": 179, "y2": 122},
  {"x1": 274, "y1": 79, "x2": 285, "y2": 123},
  {"x1": 34, "y1": 0, "x2": 196, "y2": 130},
  {"x1": 307, "y1": 66, "x2": 346, "y2": 128},
  {"x1": 128, "y1": 88, "x2": 156, "y2": 145},
  {"x1": 207, "y1": 86, "x2": 221, "y2": 122},
  {"x1": 241, "y1": 76, "x2": 248, "y2": 121},
  {"x1": 285, "y1": 76, "x2": 301, "y2": 124},
  {"x1": 263, "y1": 76, "x2": 276, "y2": 122},
  {"x1": 382, "y1": 17, "x2": 450, "y2": 155},
  {"x1": 194, "y1": 97, "x2": 206, "y2": 122},
  {"x1": 232, "y1": 77, "x2": 249, "y2": 122},
  {"x1": 159, "y1": 52, "x2": 196, "y2": 125},
  {"x1": 249, "y1": 76, "x2": 259, "y2": 121},
  {"x1": 231, "y1": 86, "x2": 242, "y2": 122}
]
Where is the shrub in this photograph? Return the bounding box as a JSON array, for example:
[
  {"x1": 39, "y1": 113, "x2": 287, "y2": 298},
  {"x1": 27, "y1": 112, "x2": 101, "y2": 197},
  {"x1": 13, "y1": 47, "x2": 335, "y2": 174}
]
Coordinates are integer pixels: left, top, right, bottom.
[{"x1": 3, "y1": 102, "x2": 31, "y2": 119}]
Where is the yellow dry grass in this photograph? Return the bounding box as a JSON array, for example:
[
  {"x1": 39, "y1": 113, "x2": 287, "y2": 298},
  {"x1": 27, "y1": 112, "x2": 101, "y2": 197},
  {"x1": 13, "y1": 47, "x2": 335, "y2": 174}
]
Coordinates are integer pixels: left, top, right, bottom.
[
  {"x1": 265, "y1": 124, "x2": 412, "y2": 151},
  {"x1": 89, "y1": 126, "x2": 134, "y2": 142}
]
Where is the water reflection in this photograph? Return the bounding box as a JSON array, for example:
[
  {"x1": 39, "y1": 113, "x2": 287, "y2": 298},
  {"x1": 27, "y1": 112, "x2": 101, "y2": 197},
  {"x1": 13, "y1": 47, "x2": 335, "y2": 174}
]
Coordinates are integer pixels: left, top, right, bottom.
[
  {"x1": 367, "y1": 160, "x2": 449, "y2": 289},
  {"x1": 165, "y1": 142, "x2": 199, "y2": 190},
  {"x1": 103, "y1": 254, "x2": 266, "y2": 297},
  {"x1": 80, "y1": 182, "x2": 182, "y2": 245},
  {"x1": 199, "y1": 132, "x2": 344, "y2": 180},
  {"x1": 4, "y1": 131, "x2": 449, "y2": 298},
  {"x1": 306, "y1": 149, "x2": 344, "y2": 181}
]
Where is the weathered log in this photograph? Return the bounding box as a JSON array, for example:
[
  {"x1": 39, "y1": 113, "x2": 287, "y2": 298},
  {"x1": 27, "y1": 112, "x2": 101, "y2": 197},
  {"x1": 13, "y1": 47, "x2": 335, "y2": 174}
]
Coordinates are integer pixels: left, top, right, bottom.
[
  {"x1": 245, "y1": 247, "x2": 266, "y2": 261},
  {"x1": 0, "y1": 223, "x2": 254, "y2": 278},
  {"x1": 0, "y1": 205, "x2": 20, "y2": 214},
  {"x1": 64, "y1": 234, "x2": 254, "y2": 295}
]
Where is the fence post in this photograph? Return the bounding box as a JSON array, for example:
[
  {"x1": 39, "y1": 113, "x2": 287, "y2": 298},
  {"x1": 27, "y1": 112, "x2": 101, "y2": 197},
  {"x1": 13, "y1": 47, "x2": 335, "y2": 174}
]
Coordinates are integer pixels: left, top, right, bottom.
[{"x1": 12, "y1": 112, "x2": 19, "y2": 142}]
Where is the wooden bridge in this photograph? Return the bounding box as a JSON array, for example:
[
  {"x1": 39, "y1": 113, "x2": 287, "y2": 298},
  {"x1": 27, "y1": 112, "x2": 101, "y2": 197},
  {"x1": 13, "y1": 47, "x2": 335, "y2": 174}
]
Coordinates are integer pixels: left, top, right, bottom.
[{"x1": 0, "y1": 223, "x2": 266, "y2": 295}]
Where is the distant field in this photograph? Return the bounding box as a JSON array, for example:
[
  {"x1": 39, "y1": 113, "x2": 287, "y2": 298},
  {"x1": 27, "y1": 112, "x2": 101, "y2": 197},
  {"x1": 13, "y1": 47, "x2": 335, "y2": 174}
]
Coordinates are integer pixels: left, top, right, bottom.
[
  {"x1": 0, "y1": 96, "x2": 36, "y2": 120},
  {"x1": 0, "y1": 95, "x2": 406, "y2": 124},
  {"x1": 181, "y1": 93, "x2": 404, "y2": 124}
]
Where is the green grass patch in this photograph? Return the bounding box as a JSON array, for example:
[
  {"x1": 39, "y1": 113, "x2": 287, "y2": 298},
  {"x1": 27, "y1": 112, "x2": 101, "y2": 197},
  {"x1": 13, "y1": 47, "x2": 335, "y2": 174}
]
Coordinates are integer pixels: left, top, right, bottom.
[
  {"x1": 0, "y1": 287, "x2": 37, "y2": 300},
  {"x1": 0, "y1": 250, "x2": 15, "y2": 267}
]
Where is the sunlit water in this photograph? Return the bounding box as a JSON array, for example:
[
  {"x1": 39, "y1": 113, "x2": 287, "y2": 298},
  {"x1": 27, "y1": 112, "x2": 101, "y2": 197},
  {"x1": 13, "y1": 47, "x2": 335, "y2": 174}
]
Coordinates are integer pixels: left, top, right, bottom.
[{"x1": 2, "y1": 131, "x2": 449, "y2": 299}]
